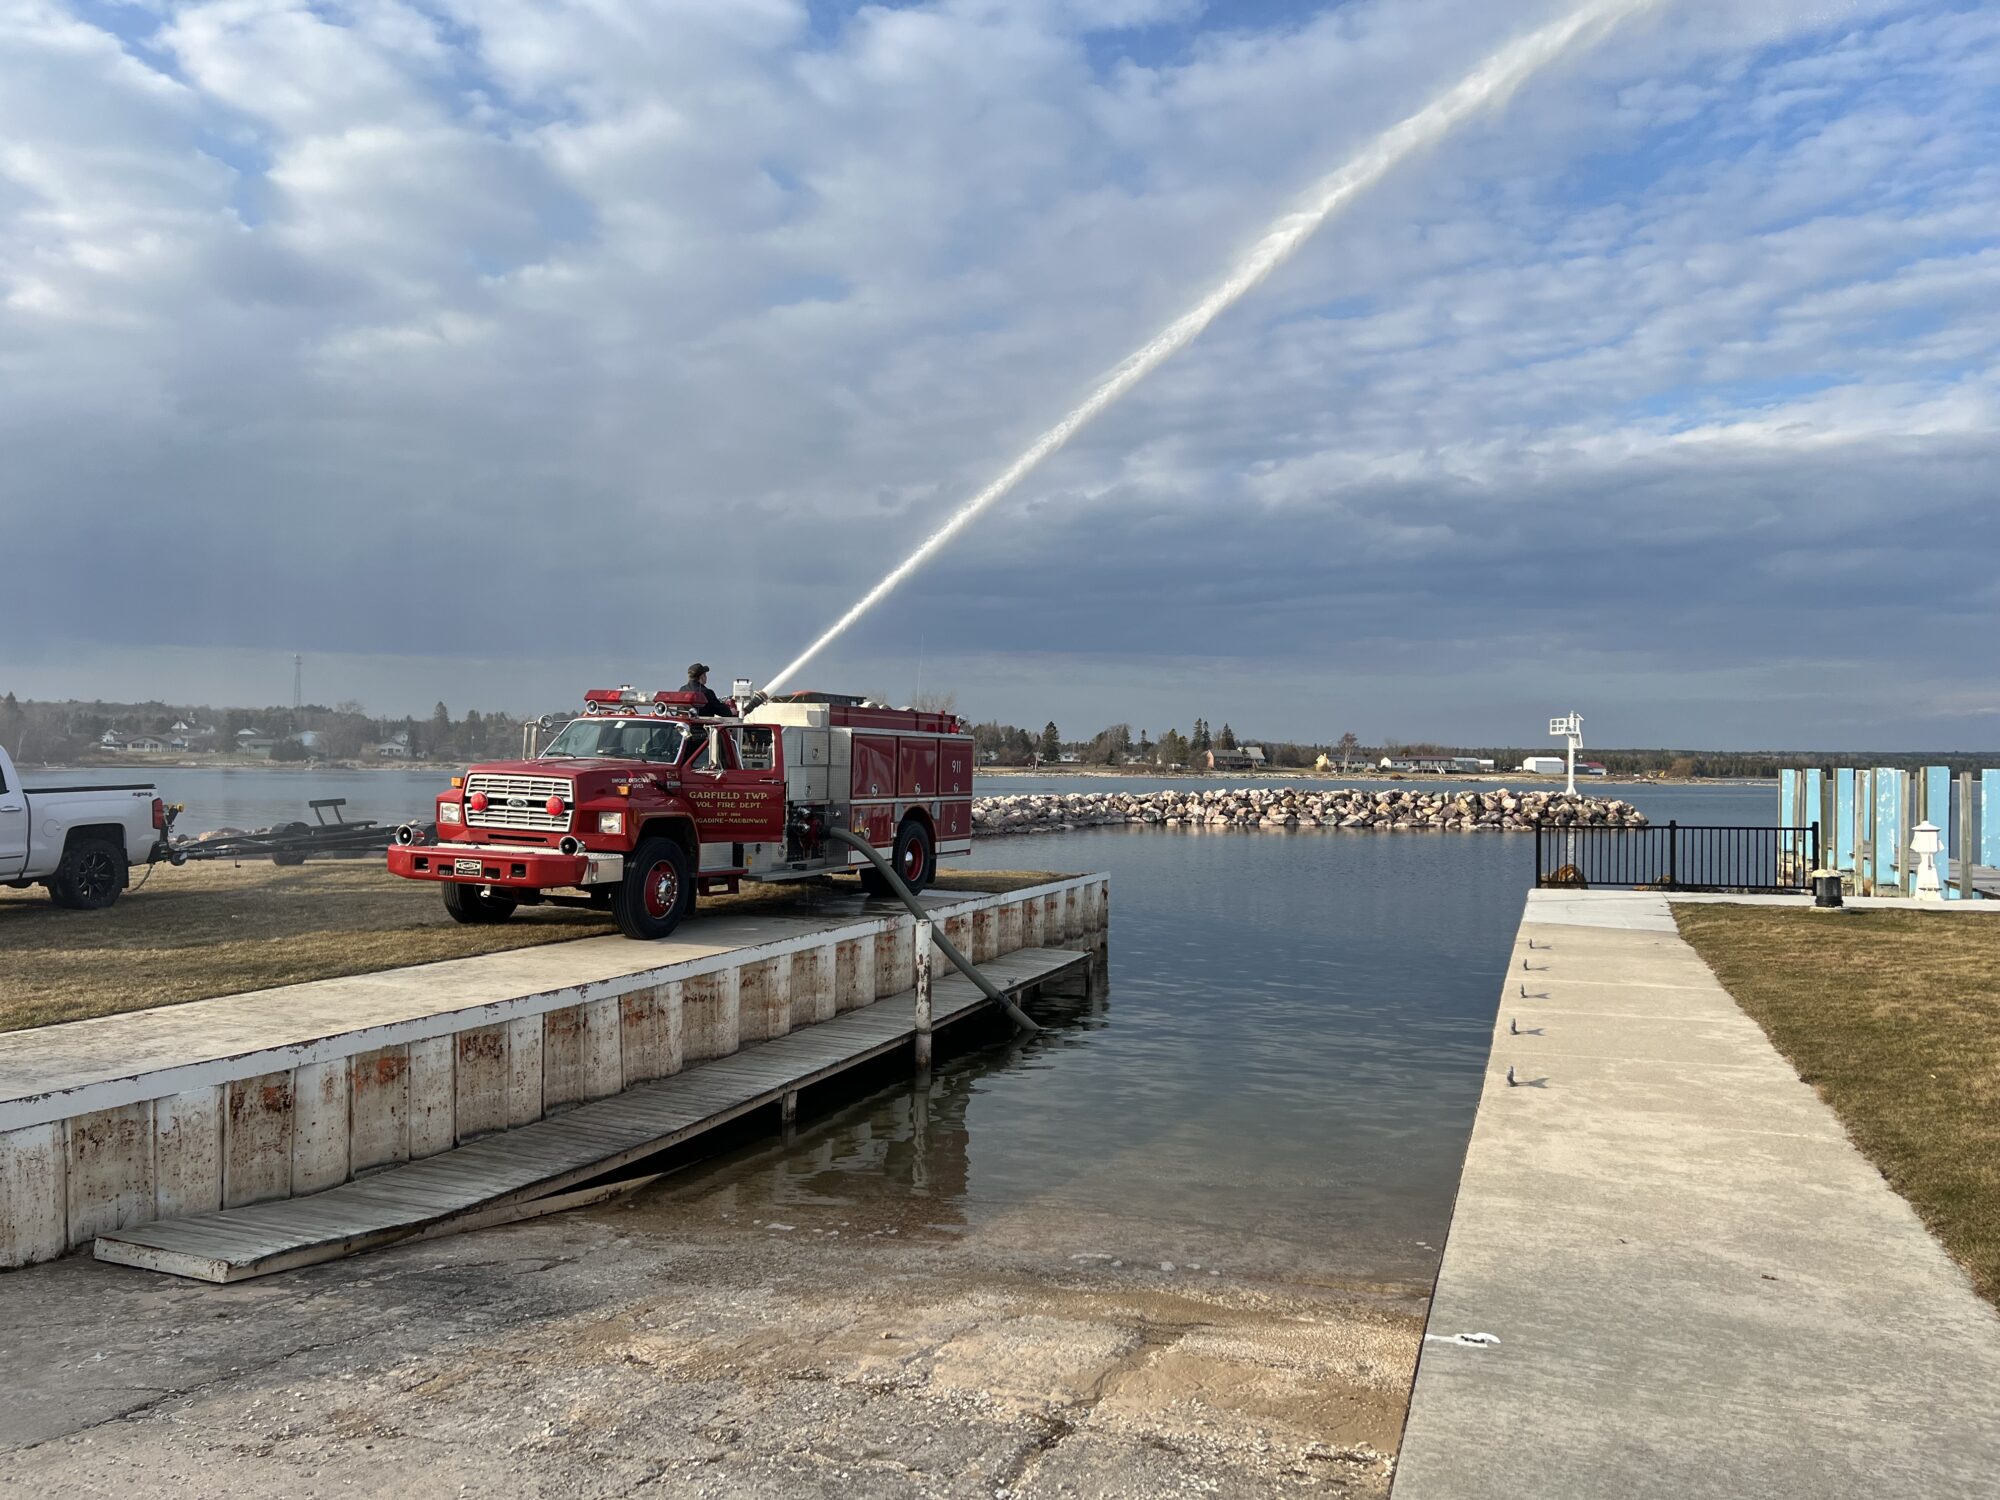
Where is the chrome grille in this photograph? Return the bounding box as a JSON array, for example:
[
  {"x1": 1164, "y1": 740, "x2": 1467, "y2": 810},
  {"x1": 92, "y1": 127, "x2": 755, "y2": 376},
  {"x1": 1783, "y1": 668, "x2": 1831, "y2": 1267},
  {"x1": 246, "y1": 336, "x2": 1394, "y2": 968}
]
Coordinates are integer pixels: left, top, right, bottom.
[{"x1": 465, "y1": 773, "x2": 574, "y2": 832}]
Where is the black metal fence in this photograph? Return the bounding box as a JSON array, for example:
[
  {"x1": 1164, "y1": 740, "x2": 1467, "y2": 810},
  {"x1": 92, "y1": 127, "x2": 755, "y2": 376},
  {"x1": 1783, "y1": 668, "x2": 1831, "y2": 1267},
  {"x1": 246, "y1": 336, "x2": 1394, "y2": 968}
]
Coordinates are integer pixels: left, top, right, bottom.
[{"x1": 1534, "y1": 821, "x2": 1821, "y2": 893}]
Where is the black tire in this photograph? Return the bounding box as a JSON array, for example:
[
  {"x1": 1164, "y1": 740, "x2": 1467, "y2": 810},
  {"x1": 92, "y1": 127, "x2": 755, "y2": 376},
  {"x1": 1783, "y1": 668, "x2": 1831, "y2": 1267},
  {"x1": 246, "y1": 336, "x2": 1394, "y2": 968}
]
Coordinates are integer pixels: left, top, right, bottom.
[
  {"x1": 269, "y1": 821, "x2": 311, "y2": 867},
  {"x1": 615, "y1": 836, "x2": 692, "y2": 940},
  {"x1": 442, "y1": 883, "x2": 518, "y2": 924},
  {"x1": 861, "y1": 818, "x2": 933, "y2": 898},
  {"x1": 49, "y1": 836, "x2": 126, "y2": 910}
]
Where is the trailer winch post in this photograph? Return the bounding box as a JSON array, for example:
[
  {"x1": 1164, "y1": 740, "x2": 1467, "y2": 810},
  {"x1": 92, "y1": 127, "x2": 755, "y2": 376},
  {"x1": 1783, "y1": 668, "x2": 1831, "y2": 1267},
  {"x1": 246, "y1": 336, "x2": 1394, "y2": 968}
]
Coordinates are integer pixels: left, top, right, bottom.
[{"x1": 827, "y1": 828, "x2": 1039, "y2": 1037}]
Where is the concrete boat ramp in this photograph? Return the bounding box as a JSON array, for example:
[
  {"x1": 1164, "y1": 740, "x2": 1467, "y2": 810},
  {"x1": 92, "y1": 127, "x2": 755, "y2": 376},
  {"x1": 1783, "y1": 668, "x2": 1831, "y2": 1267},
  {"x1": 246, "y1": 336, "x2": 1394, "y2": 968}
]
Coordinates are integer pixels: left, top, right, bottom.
[
  {"x1": 0, "y1": 876, "x2": 1108, "y2": 1279},
  {"x1": 1395, "y1": 888, "x2": 2000, "y2": 1500}
]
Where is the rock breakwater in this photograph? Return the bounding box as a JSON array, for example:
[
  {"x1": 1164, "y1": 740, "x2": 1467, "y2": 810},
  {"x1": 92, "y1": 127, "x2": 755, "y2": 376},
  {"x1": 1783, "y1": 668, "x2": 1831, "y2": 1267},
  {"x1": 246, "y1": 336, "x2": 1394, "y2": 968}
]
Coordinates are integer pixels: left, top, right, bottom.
[{"x1": 972, "y1": 786, "x2": 1646, "y2": 835}]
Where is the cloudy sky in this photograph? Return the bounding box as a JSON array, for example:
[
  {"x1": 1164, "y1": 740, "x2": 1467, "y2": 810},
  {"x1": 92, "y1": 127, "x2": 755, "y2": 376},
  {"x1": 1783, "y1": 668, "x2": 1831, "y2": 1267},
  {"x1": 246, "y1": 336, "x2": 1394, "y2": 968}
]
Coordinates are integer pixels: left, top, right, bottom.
[{"x1": 3, "y1": 0, "x2": 1994, "y2": 749}]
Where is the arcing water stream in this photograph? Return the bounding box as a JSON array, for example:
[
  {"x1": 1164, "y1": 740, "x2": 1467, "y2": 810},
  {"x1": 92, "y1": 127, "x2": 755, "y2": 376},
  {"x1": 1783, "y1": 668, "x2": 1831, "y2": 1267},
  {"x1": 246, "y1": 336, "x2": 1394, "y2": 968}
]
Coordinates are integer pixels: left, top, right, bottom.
[{"x1": 763, "y1": 0, "x2": 1659, "y2": 695}]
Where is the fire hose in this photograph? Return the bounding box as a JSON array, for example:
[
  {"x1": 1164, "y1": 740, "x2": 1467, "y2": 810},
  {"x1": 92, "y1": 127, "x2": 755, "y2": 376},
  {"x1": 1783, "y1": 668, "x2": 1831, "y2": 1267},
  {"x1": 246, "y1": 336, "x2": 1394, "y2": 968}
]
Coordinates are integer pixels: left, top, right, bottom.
[{"x1": 827, "y1": 827, "x2": 1039, "y2": 1036}]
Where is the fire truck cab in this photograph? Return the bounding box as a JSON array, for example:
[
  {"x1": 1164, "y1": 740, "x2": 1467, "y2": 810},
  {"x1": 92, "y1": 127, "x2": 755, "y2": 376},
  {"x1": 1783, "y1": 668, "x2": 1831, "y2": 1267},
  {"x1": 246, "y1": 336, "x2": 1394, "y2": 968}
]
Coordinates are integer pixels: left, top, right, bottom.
[{"x1": 386, "y1": 687, "x2": 975, "y2": 940}]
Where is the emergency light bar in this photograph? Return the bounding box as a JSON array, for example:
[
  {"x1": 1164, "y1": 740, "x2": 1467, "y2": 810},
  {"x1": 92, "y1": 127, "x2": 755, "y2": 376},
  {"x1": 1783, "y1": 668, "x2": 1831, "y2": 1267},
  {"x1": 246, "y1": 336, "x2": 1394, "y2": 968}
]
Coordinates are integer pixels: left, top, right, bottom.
[{"x1": 581, "y1": 687, "x2": 708, "y2": 717}]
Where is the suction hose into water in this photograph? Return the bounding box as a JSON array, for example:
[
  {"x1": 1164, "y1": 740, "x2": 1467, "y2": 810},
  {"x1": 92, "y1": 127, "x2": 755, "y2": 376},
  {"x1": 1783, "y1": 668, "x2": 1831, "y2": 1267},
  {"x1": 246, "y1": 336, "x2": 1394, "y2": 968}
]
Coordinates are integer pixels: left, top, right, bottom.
[{"x1": 827, "y1": 827, "x2": 1040, "y2": 1036}]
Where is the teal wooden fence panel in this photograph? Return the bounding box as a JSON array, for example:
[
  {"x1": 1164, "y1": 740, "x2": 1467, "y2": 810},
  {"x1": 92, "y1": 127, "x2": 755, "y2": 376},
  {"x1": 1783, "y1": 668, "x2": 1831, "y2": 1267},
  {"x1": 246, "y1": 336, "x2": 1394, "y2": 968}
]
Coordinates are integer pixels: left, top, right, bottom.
[{"x1": 1874, "y1": 768, "x2": 1904, "y2": 892}]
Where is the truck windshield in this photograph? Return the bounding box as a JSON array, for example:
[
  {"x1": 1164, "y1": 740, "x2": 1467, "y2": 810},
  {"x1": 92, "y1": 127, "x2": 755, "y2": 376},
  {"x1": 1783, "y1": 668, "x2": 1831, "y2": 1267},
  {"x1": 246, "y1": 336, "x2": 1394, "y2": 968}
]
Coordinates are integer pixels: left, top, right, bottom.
[{"x1": 539, "y1": 718, "x2": 687, "y2": 764}]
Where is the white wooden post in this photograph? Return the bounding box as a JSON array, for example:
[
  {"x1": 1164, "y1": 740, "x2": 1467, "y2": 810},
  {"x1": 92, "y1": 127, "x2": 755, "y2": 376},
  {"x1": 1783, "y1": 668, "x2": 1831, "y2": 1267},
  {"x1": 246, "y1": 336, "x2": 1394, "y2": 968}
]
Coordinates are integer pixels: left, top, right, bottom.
[{"x1": 913, "y1": 919, "x2": 933, "y2": 1081}]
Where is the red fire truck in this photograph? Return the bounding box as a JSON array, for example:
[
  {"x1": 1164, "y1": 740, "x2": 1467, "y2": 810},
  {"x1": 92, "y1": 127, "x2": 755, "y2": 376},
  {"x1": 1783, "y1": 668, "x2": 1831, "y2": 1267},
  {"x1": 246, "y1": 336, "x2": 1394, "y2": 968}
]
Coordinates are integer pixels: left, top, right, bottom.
[{"x1": 386, "y1": 687, "x2": 975, "y2": 940}]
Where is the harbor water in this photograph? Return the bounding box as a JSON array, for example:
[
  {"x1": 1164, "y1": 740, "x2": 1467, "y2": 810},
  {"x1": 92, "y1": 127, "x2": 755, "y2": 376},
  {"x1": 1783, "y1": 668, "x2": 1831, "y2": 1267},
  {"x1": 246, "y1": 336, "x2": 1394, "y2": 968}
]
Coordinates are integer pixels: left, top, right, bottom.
[{"x1": 627, "y1": 778, "x2": 1770, "y2": 1290}]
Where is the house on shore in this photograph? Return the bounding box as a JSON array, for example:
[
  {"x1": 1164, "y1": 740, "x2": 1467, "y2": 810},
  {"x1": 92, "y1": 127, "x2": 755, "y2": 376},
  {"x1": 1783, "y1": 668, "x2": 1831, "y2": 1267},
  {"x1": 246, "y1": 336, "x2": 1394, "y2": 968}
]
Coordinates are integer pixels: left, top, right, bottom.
[
  {"x1": 1206, "y1": 746, "x2": 1266, "y2": 772},
  {"x1": 1380, "y1": 754, "x2": 1457, "y2": 774}
]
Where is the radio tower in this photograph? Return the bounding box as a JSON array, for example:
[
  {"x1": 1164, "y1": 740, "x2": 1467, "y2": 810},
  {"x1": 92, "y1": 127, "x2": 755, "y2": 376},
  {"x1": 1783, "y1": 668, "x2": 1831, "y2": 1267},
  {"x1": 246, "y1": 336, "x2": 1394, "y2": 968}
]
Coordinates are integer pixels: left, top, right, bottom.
[{"x1": 292, "y1": 654, "x2": 303, "y2": 712}]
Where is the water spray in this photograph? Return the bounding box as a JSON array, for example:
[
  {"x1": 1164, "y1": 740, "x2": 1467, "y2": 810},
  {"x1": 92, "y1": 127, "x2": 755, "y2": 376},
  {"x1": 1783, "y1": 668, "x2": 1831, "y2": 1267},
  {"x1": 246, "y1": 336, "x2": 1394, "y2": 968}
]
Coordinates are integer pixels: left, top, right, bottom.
[{"x1": 763, "y1": 0, "x2": 1659, "y2": 696}]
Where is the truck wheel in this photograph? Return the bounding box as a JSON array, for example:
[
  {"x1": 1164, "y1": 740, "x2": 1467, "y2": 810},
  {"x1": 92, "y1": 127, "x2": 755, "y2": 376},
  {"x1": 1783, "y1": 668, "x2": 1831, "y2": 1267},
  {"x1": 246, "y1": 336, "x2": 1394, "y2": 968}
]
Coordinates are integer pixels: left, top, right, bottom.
[
  {"x1": 443, "y1": 883, "x2": 517, "y2": 924},
  {"x1": 50, "y1": 836, "x2": 127, "y2": 911},
  {"x1": 862, "y1": 819, "x2": 932, "y2": 898},
  {"x1": 615, "y1": 837, "x2": 691, "y2": 940}
]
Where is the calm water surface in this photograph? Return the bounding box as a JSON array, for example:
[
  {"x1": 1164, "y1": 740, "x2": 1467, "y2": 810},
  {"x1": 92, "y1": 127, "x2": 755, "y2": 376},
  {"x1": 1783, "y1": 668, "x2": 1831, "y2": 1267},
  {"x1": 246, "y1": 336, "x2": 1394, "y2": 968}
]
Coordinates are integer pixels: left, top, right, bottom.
[
  {"x1": 622, "y1": 778, "x2": 1772, "y2": 1288},
  {"x1": 54, "y1": 763, "x2": 1771, "y2": 1287}
]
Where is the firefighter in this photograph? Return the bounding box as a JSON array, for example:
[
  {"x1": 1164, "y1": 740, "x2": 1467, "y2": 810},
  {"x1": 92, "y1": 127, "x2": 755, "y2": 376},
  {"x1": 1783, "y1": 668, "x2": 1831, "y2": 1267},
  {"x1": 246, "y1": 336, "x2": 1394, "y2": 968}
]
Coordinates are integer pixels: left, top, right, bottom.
[{"x1": 682, "y1": 663, "x2": 730, "y2": 717}]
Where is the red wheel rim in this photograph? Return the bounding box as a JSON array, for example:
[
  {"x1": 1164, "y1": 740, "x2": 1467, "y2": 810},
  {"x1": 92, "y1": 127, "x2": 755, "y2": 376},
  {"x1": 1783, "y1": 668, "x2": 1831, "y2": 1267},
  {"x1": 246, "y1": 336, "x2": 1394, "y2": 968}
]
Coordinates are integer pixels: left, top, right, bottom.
[
  {"x1": 643, "y1": 860, "x2": 680, "y2": 920},
  {"x1": 901, "y1": 834, "x2": 927, "y2": 881}
]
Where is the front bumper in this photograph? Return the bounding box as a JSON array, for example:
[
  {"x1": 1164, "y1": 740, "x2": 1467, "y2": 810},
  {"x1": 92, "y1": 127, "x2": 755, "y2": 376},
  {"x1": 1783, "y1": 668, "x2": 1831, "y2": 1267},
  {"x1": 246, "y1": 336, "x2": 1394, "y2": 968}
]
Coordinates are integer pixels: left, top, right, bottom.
[{"x1": 387, "y1": 841, "x2": 626, "y2": 889}]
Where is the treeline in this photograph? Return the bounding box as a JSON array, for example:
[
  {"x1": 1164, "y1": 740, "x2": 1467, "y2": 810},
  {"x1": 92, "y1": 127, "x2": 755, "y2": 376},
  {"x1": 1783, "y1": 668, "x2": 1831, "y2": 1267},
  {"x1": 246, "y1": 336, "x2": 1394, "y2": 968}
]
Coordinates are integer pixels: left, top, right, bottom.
[
  {"x1": 0, "y1": 694, "x2": 529, "y2": 764},
  {"x1": 965, "y1": 717, "x2": 1995, "y2": 777},
  {"x1": 969, "y1": 718, "x2": 1364, "y2": 769}
]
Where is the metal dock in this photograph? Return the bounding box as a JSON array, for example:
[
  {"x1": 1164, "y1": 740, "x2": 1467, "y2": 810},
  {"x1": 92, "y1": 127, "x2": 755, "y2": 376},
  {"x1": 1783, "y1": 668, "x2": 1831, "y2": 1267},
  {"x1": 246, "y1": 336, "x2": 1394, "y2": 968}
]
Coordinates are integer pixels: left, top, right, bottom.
[{"x1": 94, "y1": 947, "x2": 1088, "y2": 1281}]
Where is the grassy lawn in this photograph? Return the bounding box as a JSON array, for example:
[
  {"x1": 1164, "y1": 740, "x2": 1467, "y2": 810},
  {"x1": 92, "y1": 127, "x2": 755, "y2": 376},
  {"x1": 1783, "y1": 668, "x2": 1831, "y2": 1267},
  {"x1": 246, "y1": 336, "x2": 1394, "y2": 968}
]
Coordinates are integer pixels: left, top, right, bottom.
[
  {"x1": 0, "y1": 861, "x2": 1065, "y2": 1034},
  {"x1": 1675, "y1": 905, "x2": 2000, "y2": 1305}
]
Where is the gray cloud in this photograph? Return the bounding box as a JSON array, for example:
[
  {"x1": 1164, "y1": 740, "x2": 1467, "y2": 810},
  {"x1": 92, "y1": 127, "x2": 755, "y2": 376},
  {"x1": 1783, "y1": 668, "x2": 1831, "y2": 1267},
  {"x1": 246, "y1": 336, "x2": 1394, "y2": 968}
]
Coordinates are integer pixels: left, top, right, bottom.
[{"x1": 1, "y1": 0, "x2": 1993, "y2": 750}]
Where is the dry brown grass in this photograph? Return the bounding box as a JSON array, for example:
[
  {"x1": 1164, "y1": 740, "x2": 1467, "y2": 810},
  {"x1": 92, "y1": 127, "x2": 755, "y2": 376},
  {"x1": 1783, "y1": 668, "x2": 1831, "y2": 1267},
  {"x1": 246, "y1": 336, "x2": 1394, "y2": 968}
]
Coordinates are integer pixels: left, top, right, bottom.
[
  {"x1": 1675, "y1": 905, "x2": 2000, "y2": 1305},
  {"x1": 0, "y1": 861, "x2": 1065, "y2": 1034}
]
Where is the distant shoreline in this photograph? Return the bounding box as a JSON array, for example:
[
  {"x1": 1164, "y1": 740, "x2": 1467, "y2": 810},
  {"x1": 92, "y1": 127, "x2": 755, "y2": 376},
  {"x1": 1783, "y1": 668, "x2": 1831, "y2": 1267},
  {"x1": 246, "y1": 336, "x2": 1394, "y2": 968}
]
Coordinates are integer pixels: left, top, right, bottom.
[
  {"x1": 26, "y1": 756, "x2": 1774, "y2": 789},
  {"x1": 974, "y1": 765, "x2": 1774, "y2": 789}
]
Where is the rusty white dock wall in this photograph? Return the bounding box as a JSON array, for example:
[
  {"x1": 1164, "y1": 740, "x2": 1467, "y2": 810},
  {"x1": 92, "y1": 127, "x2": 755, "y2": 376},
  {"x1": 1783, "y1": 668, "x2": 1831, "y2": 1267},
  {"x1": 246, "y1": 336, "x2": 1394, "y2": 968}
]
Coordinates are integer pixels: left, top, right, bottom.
[{"x1": 1, "y1": 877, "x2": 1107, "y2": 1268}]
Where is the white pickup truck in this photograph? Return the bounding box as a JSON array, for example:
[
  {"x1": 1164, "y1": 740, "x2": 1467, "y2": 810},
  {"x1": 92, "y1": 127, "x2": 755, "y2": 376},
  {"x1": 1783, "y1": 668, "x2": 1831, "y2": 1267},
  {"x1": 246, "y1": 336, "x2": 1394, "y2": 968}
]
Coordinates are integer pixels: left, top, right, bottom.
[{"x1": 0, "y1": 744, "x2": 173, "y2": 909}]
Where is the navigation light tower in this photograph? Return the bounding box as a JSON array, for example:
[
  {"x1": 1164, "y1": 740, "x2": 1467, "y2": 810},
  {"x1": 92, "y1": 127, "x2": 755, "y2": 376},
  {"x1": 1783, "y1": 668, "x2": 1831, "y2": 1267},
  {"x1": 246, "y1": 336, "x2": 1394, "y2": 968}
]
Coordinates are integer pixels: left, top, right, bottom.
[{"x1": 1549, "y1": 712, "x2": 1583, "y2": 796}]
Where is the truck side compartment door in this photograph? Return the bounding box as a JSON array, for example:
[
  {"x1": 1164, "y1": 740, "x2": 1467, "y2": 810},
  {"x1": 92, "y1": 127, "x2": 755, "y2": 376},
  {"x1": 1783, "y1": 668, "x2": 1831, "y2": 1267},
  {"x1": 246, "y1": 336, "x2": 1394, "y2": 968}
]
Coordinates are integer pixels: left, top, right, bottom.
[
  {"x1": 896, "y1": 739, "x2": 937, "y2": 798},
  {"x1": 851, "y1": 735, "x2": 895, "y2": 800},
  {"x1": 854, "y1": 803, "x2": 897, "y2": 848},
  {"x1": 939, "y1": 800, "x2": 973, "y2": 841},
  {"x1": 0, "y1": 756, "x2": 25, "y2": 880},
  {"x1": 939, "y1": 740, "x2": 973, "y2": 796}
]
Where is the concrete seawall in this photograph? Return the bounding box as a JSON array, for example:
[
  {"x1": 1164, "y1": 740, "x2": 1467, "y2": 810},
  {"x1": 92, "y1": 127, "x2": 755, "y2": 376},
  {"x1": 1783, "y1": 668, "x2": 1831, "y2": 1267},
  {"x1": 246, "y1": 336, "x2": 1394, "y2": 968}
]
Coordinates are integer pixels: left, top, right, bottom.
[
  {"x1": 1394, "y1": 889, "x2": 2000, "y2": 1499},
  {"x1": 0, "y1": 876, "x2": 1108, "y2": 1269}
]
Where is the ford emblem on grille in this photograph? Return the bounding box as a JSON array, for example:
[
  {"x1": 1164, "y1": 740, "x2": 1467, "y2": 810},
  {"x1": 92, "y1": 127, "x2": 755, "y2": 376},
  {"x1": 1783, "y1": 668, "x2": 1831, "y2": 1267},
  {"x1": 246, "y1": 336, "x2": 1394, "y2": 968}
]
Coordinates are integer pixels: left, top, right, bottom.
[{"x1": 508, "y1": 795, "x2": 528, "y2": 808}]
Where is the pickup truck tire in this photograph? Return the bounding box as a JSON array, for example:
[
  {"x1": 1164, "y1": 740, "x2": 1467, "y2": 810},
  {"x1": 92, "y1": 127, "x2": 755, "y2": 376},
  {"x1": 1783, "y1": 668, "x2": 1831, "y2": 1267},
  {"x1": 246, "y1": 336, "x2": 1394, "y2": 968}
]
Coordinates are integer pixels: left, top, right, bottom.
[
  {"x1": 862, "y1": 818, "x2": 932, "y2": 898},
  {"x1": 49, "y1": 835, "x2": 127, "y2": 910},
  {"x1": 616, "y1": 837, "x2": 692, "y2": 940},
  {"x1": 443, "y1": 883, "x2": 517, "y2": 925}
]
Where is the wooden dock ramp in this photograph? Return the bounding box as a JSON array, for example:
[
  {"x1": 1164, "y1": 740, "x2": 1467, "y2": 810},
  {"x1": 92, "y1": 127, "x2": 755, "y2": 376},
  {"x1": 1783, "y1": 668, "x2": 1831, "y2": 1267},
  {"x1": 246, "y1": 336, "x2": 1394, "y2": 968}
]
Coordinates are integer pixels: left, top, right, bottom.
[{"x1": 95, "y1": 947, "x2": 1089, "y2": 1282}]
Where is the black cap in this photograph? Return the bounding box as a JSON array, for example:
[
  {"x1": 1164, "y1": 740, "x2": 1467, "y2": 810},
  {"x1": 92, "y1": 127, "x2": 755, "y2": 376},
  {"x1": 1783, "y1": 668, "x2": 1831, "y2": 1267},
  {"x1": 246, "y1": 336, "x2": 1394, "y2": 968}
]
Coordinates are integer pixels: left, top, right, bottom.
[{"x1": 687, "y1": 662, "x2": 709, "y2": 678}]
